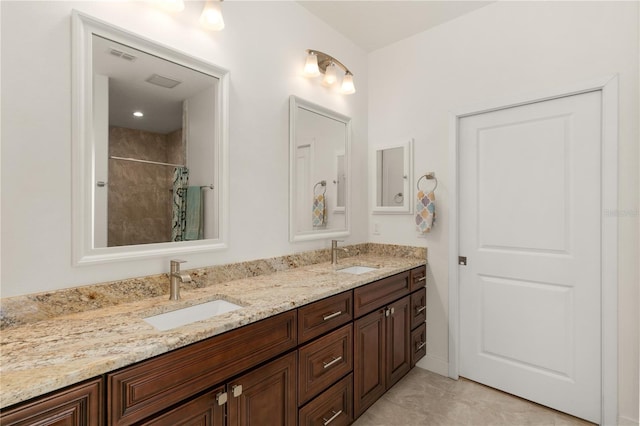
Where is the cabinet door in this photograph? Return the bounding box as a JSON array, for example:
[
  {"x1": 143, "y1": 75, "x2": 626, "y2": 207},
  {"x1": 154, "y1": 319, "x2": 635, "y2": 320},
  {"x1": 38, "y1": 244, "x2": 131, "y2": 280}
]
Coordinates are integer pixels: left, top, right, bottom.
[
  {"x1": 227, "y1": 352, "x2": 297, "y2": 426},
  {"x1": 385, "y1": 296, "x2": 411, "y2": 389},
  {"x1": 0, "y1": 378, "x2": 103, "y2": 426},
  {"x1": 410, "y1": 287, "x2": 427, "y2": 330},
  {"x1": 353, "y1": 309, "x2": 385, "y2": 418},
  {"x1": 139, "y1": 386, "x2": 225, "y2": 426}
]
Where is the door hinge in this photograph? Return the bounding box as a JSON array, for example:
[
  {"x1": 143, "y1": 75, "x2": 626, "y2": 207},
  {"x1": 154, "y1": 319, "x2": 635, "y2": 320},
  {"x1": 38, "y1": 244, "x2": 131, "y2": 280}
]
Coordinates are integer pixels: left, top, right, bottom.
[{"x1": 458, "y1": 256, "x2": 467, "y2": 266}]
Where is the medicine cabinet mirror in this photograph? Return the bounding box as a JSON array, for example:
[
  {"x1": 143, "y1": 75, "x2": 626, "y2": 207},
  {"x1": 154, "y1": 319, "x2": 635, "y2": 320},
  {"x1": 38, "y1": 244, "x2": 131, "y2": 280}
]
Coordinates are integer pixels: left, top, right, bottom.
[
  {"x1": 71, "y1": 11, "x2": 229, "y2": 265},
  {"x1": 289, "y1": 96, "x2": 351, "y2": 242},
  {"x1": 372, "y1": 139, "x2": 413, "y2": 214}
]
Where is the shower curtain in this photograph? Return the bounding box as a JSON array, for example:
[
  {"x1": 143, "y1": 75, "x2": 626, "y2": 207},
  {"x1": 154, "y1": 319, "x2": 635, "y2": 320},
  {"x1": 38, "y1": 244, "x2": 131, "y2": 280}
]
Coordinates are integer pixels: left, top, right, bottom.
[{"x1": 171, "y1": 166, "x2": 189, "y2": 241}]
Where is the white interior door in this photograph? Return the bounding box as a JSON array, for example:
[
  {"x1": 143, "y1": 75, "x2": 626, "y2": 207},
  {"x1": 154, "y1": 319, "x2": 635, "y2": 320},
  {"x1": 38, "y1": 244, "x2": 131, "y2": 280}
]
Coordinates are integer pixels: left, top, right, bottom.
[{"x1": 458, "y1": 90, "x2": 602, "y2": 423}]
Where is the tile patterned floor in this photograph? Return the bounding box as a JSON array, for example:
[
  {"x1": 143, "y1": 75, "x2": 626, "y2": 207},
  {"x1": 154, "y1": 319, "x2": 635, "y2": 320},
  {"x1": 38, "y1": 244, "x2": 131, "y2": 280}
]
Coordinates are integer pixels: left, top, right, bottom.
[{"x1": 353, "y1": 368, "x2": 595, "y2": 426}]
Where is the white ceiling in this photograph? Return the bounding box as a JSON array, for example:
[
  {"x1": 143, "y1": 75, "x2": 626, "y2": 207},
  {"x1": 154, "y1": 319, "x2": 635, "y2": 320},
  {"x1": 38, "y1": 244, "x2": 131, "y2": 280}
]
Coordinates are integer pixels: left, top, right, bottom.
[{"x1": 298, "y1": 1, "x2": 494, "y2": 52}]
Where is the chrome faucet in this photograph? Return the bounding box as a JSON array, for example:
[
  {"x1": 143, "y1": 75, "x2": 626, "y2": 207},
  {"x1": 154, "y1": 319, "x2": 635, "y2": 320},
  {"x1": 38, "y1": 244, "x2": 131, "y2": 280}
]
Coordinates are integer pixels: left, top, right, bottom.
[
  {"x1": 331, "y1": 240, "x2": 348, "y2": 265},
  {"x1": 169, "y1": 259, "x2": 192, "y2": 301}
]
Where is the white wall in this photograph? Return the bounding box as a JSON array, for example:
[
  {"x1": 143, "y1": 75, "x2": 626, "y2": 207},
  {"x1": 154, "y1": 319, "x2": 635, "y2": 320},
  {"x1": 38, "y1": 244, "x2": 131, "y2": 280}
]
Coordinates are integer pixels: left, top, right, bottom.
[
  {"x1": 368, "y1": 1, "x2": 639, "y2": 423},
  {"x1": 0, "y1": 0, "x2": 368, "y2": 297}
]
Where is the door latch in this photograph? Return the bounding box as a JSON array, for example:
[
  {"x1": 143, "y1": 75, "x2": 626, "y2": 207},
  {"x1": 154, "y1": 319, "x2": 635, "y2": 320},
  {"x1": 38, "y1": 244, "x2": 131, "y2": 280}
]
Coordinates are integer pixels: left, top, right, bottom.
[{"x1": 458, "y1": 256, "x2": 467, "y2": 266}]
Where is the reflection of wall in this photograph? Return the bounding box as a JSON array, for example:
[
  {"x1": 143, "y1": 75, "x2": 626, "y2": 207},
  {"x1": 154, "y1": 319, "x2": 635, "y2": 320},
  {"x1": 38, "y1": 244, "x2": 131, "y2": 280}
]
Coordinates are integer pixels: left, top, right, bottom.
[
  {"x1": 295, "y1": 108, "x2": 347, "y2": 233},
  {"x1": 185, "y1": 86, "x2": 217, "y2": 239},
  {"x1": 107, "y1": 127, "x2": 183, "y2": 246},
  {"x1": 376, "y1": 147, "x2": 404, "y2": 206}
]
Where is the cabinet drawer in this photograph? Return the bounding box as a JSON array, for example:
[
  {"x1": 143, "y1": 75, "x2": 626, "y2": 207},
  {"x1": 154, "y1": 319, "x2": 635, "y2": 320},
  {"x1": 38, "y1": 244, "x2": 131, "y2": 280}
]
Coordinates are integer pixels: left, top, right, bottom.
[
  {"x1": 0, "y1": 377, "x2": 103, "y2": 426},
  {"x1": 139, "y1": 386, "x2": 225, "y2": 426},
  {"x1": 298, "y1": 291, "x2": 352, "y2": 344},
  {"x1": 410, "y1": 287, "x2": 427, "y2": 330},
  {"x1": 108, "y1": 311, "x2": 297, "y2": 426},
  {"x1": 410, "y1": 265, "x2": 427, "y2": 291},
  {"x1": 354, "y1": 271, "x2": 410, "y2": 318},
  {"x1": 298, "y1": 324, "x2": 353, "y2": 405},
  {"x1": 411, "y1": 323, "x2": 427, "y2": 367},
  {"x1": 298, "y1": 373, "x2": 353, "y2": 426}
]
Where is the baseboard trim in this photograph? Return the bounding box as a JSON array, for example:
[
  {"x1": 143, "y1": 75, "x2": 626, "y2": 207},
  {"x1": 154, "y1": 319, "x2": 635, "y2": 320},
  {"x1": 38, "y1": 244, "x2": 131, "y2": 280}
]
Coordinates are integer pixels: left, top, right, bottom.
[
  {"x1": 416, "y1": 354, "x2": 449, "y2": 377},
  {"x1": 617, "y1": 415, "x2": 639, "y2": 426}
]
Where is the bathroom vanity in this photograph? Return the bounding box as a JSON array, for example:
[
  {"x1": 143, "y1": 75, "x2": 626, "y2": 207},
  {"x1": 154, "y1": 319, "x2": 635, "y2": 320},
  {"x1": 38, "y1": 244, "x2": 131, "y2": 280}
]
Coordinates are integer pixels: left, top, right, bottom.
[{"x1": 0, "y1": 247, "x2": 426, "y2": 426}]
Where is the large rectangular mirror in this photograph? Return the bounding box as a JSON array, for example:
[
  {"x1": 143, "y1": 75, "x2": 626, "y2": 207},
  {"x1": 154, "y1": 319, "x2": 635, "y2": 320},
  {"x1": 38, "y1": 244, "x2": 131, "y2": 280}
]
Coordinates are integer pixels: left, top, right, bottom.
[
  {"x1": 72, "y1": 11, "x2": 229, "y2": 265},
  {"x1": 372, "y1": 139, "x2": 413, "y2": 214},
  {"x1": 289, "y1": 96, "x2": 351, "y2": 242}
]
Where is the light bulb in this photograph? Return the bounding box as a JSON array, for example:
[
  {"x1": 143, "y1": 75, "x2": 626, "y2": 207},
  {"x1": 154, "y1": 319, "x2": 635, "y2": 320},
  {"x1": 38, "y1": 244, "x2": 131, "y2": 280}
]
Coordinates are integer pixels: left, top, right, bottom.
[
  {"x1": 323, "y1": 63, "x2": 338, "y2": 86},
  {"x1": 341, "y1": 72, "x2": 356, "y2": 94},
  {"x1": 200, "y1": 0, "x2": 225, "y2": 31},
  {"x1": 303, "y1": 52, "x2": 320, "y2": 77}
]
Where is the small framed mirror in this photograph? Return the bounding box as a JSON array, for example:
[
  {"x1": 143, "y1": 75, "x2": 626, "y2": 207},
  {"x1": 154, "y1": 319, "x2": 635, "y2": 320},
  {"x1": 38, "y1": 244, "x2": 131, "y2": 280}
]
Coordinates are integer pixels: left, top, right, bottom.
[
  {"x1": 372, "y1": 139, "x2": 413, "y2": 214},
  {"x1": 71, "y1": 11, "x2": 229, "y2": 265},
  {"x1": 289, "y1": 96, "x2": 351, "y2": 242}
]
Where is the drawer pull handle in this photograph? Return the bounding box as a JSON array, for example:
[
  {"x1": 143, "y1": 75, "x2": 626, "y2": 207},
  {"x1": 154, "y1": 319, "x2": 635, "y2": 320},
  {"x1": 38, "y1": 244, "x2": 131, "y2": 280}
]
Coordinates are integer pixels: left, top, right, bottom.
[
  {"x1": 322, "y1": 356, "x2": 343, "y2": 369},
  {"x1": 322, "y1": 409, "x2": 343, "y2": 425},
  {"x1": 416, "y1": 276, "x2": 426, "y2": 282},
  {"x1": 416, "y1": 341, "x2": 427, "y2": 350},
  {"x1": 415, "y1": 306, "x2": 426, "y2": 314},
  {"x1": 323, "y1": 311, "x2": 342, "y2": 321}
]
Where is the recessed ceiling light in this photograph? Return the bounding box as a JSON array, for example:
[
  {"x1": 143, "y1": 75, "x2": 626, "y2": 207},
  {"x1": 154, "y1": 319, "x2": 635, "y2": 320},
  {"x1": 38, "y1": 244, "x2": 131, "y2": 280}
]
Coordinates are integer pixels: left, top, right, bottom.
[{"x1": 133, "y1": 111, "x2": 144, "y2": 118}]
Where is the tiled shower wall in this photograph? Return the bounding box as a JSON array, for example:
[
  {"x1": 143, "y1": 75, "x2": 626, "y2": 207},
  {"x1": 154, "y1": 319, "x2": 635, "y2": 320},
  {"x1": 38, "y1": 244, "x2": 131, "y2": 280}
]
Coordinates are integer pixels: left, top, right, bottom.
[{"x1": 108, "y1": 126, "x2": 184, "y2": 246}]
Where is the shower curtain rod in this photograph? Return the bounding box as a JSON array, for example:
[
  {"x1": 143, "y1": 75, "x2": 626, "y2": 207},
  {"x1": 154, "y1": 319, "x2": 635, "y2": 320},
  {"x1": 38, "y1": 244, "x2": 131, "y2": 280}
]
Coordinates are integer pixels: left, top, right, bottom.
[{"x1": 109, "y1": 156, "x2": 185, "y2": 168}]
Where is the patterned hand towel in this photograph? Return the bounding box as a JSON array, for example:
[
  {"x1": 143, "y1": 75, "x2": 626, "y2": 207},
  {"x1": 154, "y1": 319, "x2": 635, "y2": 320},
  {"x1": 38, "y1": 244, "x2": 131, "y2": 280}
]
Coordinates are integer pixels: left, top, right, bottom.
[
  {"x1": 416, "y1": 190, "x2": 435, "y2": 233},
  {"x1": 312, "y1": 194, "x2": 326, "y2": 227}
]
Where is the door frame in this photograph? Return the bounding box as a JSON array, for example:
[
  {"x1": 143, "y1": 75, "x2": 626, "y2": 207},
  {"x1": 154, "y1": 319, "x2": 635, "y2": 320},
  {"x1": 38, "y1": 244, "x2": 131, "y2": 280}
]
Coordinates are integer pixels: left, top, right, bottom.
[{"x1": 448, "y1": 75, "x2": 619, "y2": 425}]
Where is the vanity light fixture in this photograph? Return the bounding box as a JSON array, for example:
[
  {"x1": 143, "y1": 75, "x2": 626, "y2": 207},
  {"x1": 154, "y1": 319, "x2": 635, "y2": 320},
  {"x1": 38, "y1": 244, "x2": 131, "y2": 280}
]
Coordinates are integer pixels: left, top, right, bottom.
[
  {"x1": 200, "y1": 0, "x2": 225, "y2": 31},
  {"x1": 303, "y1": 49, "x2": 356, "y2": 95},
  {"x1": 133, "y1": 111, "x2": 144, "y2": 118}
]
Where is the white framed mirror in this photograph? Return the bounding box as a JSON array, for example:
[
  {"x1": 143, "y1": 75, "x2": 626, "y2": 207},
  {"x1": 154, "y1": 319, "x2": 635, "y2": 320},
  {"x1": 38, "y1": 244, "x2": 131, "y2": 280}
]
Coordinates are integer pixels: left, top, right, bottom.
[
  {"x1": 372, "y1": 139, "x2": 413, "y2": 214},
  {"x1": 71, "y1": 11, "x2": 229, "y2": 265},
  {"x1": 289, "y1": 96, "x2": 351, "y2": 242}
]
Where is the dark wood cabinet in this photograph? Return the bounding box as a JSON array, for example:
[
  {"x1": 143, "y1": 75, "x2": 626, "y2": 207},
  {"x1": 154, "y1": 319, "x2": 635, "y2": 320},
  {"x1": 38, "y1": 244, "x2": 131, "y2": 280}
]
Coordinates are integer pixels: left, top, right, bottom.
[
  {"x1": 4, "y1": 264, "x2": 427, "y2": 426},
  {"x1": 0, "y1": 378, "x2": 103, "y2": 426},
  {"x1": 107, "y1": 311, "x2": 296, "y2": 425},
  {"x1": 139, "y1": 386, "x2": 225, "y2": 426},
  {"x1": 410, "y1": 287, "x2": 427, "y2": 330},
  {"x1": 353, "y1": 308, "x2": 386, "y2": 417},
  {"x1": 385, "y1": 295, "x2": 411, "y2": 389},
  {"x1": 411, "y1": 323, "x2": 427, "y2": 367},
  {"x1": 227, "y1": 351, "x2": 297, "y2": 426},
  {"x1": 298, "y1": 374, "x2": 353, "y2": 426},
  {"x1": 298, "y1": 292, "x2": 352, "y2": 344},
  {"x1": 298, "y1": 324, "x2": 353, "y2": 405}
]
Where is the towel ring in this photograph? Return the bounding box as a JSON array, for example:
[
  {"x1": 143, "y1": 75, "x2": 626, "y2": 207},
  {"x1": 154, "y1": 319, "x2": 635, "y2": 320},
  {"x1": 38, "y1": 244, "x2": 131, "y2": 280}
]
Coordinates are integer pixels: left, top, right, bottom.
[
  {"x1": 314, "y1": 180, "x2": 327, "y2": 196},
  {"x1": 417, "y1": 172, "x2": 438, "y2": 192}
]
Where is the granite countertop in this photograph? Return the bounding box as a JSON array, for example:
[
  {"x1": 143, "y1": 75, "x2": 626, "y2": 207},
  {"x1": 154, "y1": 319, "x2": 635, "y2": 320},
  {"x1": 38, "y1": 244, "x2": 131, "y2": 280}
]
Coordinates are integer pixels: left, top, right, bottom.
[{"x1": 0, "y1": 246, "x2": 425, "y2": 409}]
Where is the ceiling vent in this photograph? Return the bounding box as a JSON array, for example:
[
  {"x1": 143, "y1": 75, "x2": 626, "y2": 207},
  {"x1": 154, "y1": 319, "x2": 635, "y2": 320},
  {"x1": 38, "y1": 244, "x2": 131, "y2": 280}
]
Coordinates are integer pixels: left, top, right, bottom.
[
  {"x1": 145, "y1": 74, "x2": 182, "y2": 89},
  {"x1": 109, "y1": 48, "x2": 137, "y2": 61}
]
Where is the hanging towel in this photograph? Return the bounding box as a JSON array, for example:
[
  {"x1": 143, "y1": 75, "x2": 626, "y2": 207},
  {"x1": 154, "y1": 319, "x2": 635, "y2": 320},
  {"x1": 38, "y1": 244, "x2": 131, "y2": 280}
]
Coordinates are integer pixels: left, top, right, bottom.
[
  {"x1": 312, "y1": 194, "x2": 326, "y2": 227},
  {"x1": 416, "y1": 190, "x2": 436, "y2": 233},
  {"x1": 171, "y1": 167, "x2": 189, "y2": 241},
  {"x1": 184, "y1": 186, "x2": 204, "y2": 240}
]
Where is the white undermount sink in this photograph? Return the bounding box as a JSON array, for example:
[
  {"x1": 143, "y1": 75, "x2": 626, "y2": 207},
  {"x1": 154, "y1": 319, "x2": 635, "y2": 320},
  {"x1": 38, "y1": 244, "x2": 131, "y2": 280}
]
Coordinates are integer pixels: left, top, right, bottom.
[
  {"x1": 337, "y1": 265, "x2": 378, "y2": 275},
  {"x1": 143, "y1": 299, "x2": 242, "y2": 331}
]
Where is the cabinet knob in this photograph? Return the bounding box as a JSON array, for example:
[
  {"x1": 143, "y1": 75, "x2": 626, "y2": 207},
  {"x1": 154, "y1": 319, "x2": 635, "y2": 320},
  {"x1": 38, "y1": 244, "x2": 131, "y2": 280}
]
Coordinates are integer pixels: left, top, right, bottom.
[
  {"x1": 416, "y1": 341, "x2": 427, "y2": 351},
  {"x1": 232, "y1": 384, "x2": 243, "y2": 397},
  {"x1": 216, "y1": 391, "x2": 227, "y2": 406},
  {"x1": 415, "y1": 306, "x2": 426, "y2": 314}
]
